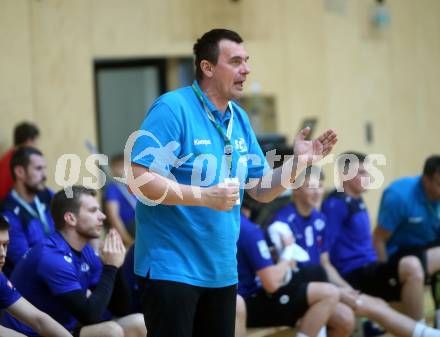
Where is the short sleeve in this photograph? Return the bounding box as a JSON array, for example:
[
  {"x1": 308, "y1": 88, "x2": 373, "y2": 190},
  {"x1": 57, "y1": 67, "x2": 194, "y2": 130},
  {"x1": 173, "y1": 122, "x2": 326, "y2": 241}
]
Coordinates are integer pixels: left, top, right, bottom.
[
  {"x1": 131, "y1": 101, "x2": 182, "y2": 176},
  {"x1": 241, "y1": 225, "x2": 273, "y2": 273},
  {"x1": 0, "y1": 273, "x2": 21, "y2": 310},
  {"x1": 377, "y1": 189, "x2": 405, "y2": 232},
  {"x1": 244, "y1": 123, "x2": 269, "y2": 180},
  {"x1": 37, "y1": 251, "x2": 83, "y2": 296}
]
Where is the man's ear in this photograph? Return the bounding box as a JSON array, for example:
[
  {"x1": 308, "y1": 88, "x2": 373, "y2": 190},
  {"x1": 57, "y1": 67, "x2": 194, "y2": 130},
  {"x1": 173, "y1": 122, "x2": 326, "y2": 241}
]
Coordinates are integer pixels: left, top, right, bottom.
[
  {"x1": 200, "y1": 60, "x2": 215, "y2": 78},
  {"x1": 14, "y1": 166, "x2": 26, "y2": 181},
  {"x1": 63, "y1": 212, "x2": 76, "y2": 227}
]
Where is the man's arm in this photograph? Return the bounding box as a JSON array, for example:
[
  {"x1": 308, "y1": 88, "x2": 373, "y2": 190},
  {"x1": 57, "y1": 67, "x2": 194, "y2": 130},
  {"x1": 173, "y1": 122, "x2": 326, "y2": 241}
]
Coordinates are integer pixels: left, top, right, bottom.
[
  {"x1": 375, "y1": 188, "x2": 405, "y2": 261},
  {"x1": 256, "y1": 260, "x2": 291, "y2": 294},
  {"x1": 373, "y1": 226, "x2": 392, "y2": 262},
  {"x1": 320, "y1": 252, "x2": 352, "y2": 289},
  {"x1": 129, "y1": 164, "x2": 239, "y2": 211},
  {"x1": 0, "y1": 325, "x2": 27, "y2": 337},
  {"x1": 56, "y1": 265, "x2": 118, "y2": 325},
  {"x1": 247, "y1": 128, "x2": 337, "y2": 203},
  {"x1": 56, "y1": 230, "x2": 125, "y2": 325},
  {"x1": 6, "y1": 297, "x2": 72, "y2": 337}
]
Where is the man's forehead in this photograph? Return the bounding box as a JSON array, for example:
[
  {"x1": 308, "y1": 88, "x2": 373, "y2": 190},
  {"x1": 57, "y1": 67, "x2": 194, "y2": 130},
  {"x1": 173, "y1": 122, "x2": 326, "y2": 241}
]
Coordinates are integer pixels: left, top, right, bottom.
[
  {"x1": 218, "y1": 39, "x2": 248, "y2": 57},
  {"x1": 0, "y1": 230, "x2": 9, "y2": 241},
  {"x1": 30, "y1": 154, "x2": 46, "y2": 165},
  {"x1": 79, "y1": 194, "x2": 99, "y2": 208}
]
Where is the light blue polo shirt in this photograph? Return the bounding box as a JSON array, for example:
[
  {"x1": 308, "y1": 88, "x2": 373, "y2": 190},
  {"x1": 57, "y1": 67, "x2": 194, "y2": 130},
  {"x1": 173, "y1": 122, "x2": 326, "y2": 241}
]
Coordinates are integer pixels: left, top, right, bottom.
[
  {"x1": 131, "y1": 81, "x2": 268, "y2": 287},
  {"x1": 377, "y1": 176, "x2": 440, "y2": 256}
]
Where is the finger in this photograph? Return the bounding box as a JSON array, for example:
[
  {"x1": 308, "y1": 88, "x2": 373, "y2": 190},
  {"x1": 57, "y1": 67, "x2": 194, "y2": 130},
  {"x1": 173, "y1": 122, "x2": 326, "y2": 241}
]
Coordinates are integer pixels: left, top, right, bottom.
[
  {"x1": 103, "y1": 234, "x2": 110, "y2": 253},
  {"x1": 226, "y1": 187, "x2": 239, "y2": 195},
  {"x1": 117, "y1": 235, "x2": 126, "y2": 253},
  {"x1": 109, "y1": 233, "x2": 117, "y2": 252},
  {"x1": 116, "y1": 237, "x2": 125, "y2": 254},
  {"x1": 113, "y1": 230, "x2": 122, "y2": 241},
  {"x1": 296, "y1": 127, "x2": 311, "y2": 141},
  {"x1": 318, "y1": 129, "x2": 336, "y2": 143},
  {"x1": 321, "y1": 133, "x2": 337, "y2": 147}
]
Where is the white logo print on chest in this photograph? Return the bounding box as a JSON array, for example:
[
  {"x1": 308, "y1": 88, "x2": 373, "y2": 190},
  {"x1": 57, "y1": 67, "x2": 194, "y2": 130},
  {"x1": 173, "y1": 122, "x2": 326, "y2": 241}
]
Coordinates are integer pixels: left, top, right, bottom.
[{"x1": 194, "y1": 139, "x2": 212, "y2": 146}]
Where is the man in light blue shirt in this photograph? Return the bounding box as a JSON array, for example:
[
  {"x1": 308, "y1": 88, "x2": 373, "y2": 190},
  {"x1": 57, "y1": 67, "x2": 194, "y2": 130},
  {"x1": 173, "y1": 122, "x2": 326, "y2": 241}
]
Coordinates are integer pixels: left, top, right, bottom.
[
  {"x1": 129, "y1": 28, "x2": 338, "y2": 337},
  {"x1": 374, "y1": 155, "x2": 440, "y2": 325}
]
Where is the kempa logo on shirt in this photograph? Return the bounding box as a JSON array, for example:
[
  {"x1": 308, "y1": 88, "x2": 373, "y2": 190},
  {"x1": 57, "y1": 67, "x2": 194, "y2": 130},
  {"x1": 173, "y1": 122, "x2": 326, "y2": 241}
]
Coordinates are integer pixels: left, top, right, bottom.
[
  {"x1": 194, "y1": 139, "x2": 212, "y2": 146},
  {"x1": 64, "y1": 255, "x2": 73, "y2": 263},
  {"x1": 409, "y1": 217, "x2": 423, "y2": 223}
]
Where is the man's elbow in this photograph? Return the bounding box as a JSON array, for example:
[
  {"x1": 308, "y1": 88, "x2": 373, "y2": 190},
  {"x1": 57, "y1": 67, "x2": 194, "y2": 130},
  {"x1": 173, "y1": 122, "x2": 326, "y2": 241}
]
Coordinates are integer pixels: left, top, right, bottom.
[
  {"x1": 263, "y1": 282, "x2": 279, "y2": 294},
  {"x1": 261, "y1": 276, "x2": 280, "y2": 294},
  {"x1": 31, "y1": 312, "x2": 51, "y2": 334}
]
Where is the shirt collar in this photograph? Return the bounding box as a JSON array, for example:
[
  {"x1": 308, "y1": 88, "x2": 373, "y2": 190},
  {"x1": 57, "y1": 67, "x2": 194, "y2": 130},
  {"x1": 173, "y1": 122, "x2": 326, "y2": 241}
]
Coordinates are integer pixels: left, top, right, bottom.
[{"x1": 193, "y1": 80, "x2": 232, "y2": 124}]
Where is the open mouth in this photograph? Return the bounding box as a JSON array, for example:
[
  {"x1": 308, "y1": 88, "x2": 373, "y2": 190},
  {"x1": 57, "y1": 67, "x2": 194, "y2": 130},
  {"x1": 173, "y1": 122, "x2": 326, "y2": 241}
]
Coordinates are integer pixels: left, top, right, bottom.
[{"x1": 234, "y1": 81, "x2": 245, "y2": 89}]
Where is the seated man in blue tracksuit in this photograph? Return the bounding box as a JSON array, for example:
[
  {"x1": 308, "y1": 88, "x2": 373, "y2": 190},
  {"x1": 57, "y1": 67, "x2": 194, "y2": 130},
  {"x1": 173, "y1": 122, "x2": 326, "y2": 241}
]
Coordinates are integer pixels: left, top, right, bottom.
[
  {"x1": 237, "y1": 192, "x2": 354, "y2": 337},
  {"x1": 321, "y1": 152, "x2": 425, "y2": 322},
  {"x1": 269, "y1": 167, "x2": 440, "y2": 337},
  {"x1": 0, "y1": 146, "x2": 54, "y2": 275},
  {"x1": 0, "y1": 215, "x2": 72, "y2": 337},
  {"x1": 0, "y1": 186, "x2": 145, "y2": 337}
]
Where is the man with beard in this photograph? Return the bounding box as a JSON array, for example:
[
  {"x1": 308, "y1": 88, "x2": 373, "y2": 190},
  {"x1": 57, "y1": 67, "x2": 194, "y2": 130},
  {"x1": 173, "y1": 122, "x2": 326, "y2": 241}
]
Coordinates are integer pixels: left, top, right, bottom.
[
  {"x1": 0, "y1": 186, "x2": 146, "y2": 337},
  {"x1": 0, "y1": 146, "x2": 54, "y2": 275},
  {"x1": 0, "y1": 122, "x2": 40, "y2": 202}
]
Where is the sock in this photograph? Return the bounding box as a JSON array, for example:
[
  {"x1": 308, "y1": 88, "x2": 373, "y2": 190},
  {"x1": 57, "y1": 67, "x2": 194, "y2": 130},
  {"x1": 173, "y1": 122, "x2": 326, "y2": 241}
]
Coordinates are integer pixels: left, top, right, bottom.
[
  {"x1": 413, "y1": 323, "x2": 425, "y2": 337},
  {"x1": 422, "y1": 326, "x2": 440, "y2": 337},
  {"x1": 317, "y1": 326, "x2": 327, "y2": 337},
  {"x1": 436, "y1": 309, "x2": 440, "y2": 329},
  {"x1": 297, "y1": 333, "x2": 310, "y2": 337},
  {"x1": 413, "y1": 322, "x2": 440, "y2": 337}
]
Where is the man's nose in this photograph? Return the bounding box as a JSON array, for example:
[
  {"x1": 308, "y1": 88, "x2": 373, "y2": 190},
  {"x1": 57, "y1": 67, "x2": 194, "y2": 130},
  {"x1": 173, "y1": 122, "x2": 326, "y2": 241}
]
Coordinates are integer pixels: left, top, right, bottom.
[
  {"x1": 241, "y1": 63, "x2": 250, "y2": 75},
  {"x1": 100, "y1": 211, "x2": 107, "y2": 221}
]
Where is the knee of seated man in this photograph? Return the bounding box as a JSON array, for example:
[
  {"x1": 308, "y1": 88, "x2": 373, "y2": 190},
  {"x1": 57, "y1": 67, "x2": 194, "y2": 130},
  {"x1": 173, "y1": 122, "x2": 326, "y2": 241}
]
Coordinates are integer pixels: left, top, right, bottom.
[
  {"x1": 97, "y1": 321, "x2": 124, "y2": 337},
  {"x1": 309, "y1": 282, "x2": 340, "y2": 303},
  {"x1": 117, "y1": 313, "x2": 147, "y2": 336},
  {"x1": 334, "y1": 303, "x2": 355, "y2": 331},
  {"x1": 398, "y1": 256, "x2": 424, "y2": 281}
]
